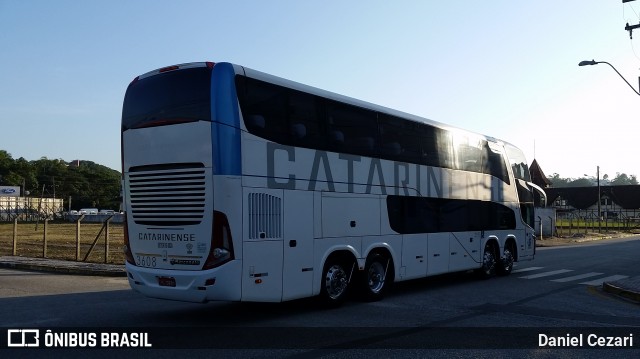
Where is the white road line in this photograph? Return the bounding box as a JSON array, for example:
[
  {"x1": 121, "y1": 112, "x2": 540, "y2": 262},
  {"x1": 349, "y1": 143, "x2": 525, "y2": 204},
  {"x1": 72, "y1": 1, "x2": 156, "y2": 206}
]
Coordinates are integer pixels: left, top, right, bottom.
[
  {"x1": 512, "y1": 267, "x2": 544, "y2": 274},
  {"x1": 519, "y1": 269, "x2": 573, "y2": 279},
  {"x1": 550, "y1": 272, "x2": 603, "y2": 283},
  {"x1": 580, "y1": 275, "x2": 629, "y2": 286}
]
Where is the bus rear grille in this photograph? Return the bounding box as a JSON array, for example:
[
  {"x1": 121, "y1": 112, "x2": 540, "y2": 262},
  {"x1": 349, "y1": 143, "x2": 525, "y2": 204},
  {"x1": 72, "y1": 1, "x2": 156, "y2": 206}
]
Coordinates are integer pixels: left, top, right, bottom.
[{"x1": 128, "y1": 163, "x2": 206, "y2": 226}]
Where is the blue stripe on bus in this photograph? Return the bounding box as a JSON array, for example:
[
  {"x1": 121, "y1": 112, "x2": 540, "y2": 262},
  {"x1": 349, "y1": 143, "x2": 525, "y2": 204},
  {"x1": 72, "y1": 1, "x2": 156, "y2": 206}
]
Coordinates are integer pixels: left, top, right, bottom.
[{"x1": 211, "y1": 62, "x2": 242, "y2": 176}]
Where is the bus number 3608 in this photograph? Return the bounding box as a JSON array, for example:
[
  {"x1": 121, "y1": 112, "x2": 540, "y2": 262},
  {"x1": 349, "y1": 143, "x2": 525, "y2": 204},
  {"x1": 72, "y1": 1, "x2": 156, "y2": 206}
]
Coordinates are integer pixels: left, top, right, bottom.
[{"x1": 136, "y1": 255, "x2": 157, "y2": 268}]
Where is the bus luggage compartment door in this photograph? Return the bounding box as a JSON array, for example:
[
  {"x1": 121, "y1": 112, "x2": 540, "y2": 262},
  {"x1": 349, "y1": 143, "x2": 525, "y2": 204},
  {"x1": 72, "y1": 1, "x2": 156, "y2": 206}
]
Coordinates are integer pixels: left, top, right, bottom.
[
  {"x1": 241, "y1": 188, "x2": 285, "y2": 302},
  {"x1": 242, "y1": 241, "x2": 283, "y2": 302}
]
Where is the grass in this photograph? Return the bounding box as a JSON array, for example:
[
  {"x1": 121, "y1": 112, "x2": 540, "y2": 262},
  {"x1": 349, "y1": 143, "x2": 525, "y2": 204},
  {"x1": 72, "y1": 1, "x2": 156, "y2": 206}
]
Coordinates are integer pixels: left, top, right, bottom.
[
  {"x1": 556, "y1": 218, "x2": 637, "y2": 230},
  {"x1": 0, "y1": 221, "x2": 125, "y2": 264}
]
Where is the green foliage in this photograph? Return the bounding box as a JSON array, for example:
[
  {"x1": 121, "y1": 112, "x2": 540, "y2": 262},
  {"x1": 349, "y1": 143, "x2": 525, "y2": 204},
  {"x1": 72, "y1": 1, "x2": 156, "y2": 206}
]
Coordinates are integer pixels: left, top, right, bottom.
[
  {"x1": 547, "y1": 173, "x2": 572, "y2": 187},
  {"x1": 611, "y1": 172, "x2": 639, "y2": 186},
  {"x1": 548, "y1": 172, "x2": 639, "y2": 187},
  {"x1": 0, "y1": 150, "x2": 121, "y2": 211}
]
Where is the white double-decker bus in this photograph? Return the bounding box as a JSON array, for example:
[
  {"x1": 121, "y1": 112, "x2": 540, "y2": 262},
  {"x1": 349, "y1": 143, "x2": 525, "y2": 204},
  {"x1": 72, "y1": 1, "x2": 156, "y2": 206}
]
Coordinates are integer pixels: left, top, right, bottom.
[{"x1": 121, "y1": 62, "x2": 545, "y2": 305}]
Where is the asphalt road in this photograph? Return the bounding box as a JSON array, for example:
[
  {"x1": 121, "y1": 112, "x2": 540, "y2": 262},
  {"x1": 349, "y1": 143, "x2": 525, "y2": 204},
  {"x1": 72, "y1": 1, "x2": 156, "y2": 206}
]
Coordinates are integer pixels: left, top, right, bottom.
[{"x1": 1, "y1": 236, "x2": 639, "y2": 358}]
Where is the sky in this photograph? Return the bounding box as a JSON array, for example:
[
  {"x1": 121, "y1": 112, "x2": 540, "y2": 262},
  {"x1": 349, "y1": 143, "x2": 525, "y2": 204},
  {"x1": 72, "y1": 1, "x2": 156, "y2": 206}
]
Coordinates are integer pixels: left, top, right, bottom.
[{"x1": 2, "y1": 1, "x2": 640, "y2": 180}]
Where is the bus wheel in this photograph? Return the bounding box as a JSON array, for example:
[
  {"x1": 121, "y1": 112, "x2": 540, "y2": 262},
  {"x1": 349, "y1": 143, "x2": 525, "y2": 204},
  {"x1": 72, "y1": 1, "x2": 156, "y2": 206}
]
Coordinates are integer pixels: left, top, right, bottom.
[
  {"x1": 477, "y1": 243, "x2": 497, "y2": 279},
  {"x1": 498, "y1": 243, "x2": 514, "y2": 276},
  {"x1": 320, "y1": 257, "x2": 352, "y2": 307},
  {"x1": 360, "y1": 253, "x2": 392, "y2": 302}
]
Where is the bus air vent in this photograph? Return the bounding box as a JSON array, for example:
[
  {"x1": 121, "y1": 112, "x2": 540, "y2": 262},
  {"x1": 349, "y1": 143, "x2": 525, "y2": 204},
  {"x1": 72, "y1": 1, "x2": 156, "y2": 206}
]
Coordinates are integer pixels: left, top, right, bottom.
[
  {"x1": 128, "y1": 163, "x2": 206, "y2": 226},
  {"x1": 248, "y1": 193, "x2": 282, "y2": 239}
]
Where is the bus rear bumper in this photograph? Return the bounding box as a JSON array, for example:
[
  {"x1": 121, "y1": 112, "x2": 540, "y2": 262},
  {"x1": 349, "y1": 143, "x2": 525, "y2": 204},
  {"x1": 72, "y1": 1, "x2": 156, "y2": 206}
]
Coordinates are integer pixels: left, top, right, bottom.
[{"x1": 125, "y1": 261, "x2": 242, "y2": 303}]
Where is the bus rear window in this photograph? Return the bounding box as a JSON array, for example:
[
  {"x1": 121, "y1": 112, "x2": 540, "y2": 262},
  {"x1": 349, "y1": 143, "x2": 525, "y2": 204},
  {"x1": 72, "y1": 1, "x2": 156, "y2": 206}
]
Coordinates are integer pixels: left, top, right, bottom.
[{"x1": 122, "y1": 67, "x2": 212, "y2": 130}]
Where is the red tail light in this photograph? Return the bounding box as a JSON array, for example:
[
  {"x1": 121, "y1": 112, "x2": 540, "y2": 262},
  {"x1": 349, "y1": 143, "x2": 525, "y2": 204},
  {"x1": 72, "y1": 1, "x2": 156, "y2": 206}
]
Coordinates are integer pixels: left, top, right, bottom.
[
  {"x1": 203, "y1": 211, "x2": 235, "y2": 270},
  {"x1": 159, "y1": 65, "x2": 179, "y2": 73},
  {"x1": 122, "y1": 216, "x2": 135, "y2": 265}
]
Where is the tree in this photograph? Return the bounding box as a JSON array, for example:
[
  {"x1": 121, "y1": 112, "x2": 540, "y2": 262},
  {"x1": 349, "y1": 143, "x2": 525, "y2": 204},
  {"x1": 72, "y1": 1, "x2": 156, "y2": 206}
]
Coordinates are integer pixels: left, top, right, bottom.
[
  {"x1": 0, "y1": 150, "x2": 121, "y2": 210},
  {"x1": 611, "y1": 173, "x2": 639, "y2": 186},
  {"x1": 567, "y1": 178, "x2": 593, "y2": 187},
  {"x1": 548, "y1": 173, "x2": 572, "y2": 187}
]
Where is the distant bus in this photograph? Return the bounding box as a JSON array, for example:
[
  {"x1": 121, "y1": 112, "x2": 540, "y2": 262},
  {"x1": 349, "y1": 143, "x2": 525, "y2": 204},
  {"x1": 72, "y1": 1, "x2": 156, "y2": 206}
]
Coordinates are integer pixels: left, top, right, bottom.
[{"x1": 121, "y1": 62, "x2": 545, "y2": 305}]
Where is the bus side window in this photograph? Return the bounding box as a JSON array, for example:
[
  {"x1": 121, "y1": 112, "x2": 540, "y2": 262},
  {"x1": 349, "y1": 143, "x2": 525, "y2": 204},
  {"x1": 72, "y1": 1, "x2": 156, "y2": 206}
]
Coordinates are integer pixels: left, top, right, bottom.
[
  {"x1": 326, "y1": 102, "x2": 378, "y2": 157},
  {"x1": 238, "y1": 77, "x2": 287, "y2": 143},
  {"x1": 288, "y1": 91, "x2": 322, "y2": 149},
  {"x1": 246, "y1": 115, "x2": 266, "y2": 135},
  {"x1": 482, "y1": 143, "x2": 510, "y2": 184},
  {"x1": 329, "y1": 129, "x2": 345, "y2": 148},
  {"x1": 290, "y1": 123, "x2": 306, "y2": 140}
]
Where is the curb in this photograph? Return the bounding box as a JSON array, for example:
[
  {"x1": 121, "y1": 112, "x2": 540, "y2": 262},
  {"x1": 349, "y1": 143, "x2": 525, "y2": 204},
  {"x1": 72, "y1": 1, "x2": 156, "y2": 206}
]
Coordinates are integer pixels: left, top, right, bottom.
[
  {"x1": 0, "y1": 257, "x2": 126, "y2": 277},
  {"x1": 602, "y1": 281, "x2": 640, "y2": 303}
]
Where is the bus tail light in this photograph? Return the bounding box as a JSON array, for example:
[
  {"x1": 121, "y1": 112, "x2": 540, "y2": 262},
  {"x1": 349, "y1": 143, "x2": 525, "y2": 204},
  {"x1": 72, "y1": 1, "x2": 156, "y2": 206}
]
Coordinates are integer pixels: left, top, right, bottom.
[
  {"x1": 158, "y1": 65, "x2": 179, "y2": 73},
  {"x1": 122, "y1": 216, "x2": 136, "y2": 265},
  {"x1": 203, "y1": 211, "x2": 235, "y2": 270}
]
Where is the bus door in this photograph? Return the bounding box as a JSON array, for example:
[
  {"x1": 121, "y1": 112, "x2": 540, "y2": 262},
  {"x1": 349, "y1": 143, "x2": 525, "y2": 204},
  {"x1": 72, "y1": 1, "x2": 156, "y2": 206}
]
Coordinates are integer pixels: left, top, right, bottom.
[
  {"x1": 427, "y1": 233, "x2": 449, "y2": 276},
  {"x1": 449, "y1": 231, "x2": 481, "y2": 272}
]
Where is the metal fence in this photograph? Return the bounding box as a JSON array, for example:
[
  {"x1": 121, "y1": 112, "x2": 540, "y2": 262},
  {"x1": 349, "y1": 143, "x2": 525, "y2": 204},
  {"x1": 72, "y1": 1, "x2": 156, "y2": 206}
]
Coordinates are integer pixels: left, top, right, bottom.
[
  {"x1": 0, "y1": 196, "x2": 64, "y2": 221},
  {"x1": 1, "y1": 216, "x2": 124, "y2": 264},
  {"x1": 555, "y1": 209, "x2": 640, "y2": 236}
]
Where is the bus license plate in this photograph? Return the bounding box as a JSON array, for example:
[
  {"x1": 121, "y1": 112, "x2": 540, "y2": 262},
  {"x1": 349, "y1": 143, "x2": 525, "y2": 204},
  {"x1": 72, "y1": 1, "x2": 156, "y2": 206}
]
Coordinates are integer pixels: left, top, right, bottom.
[{"x1": 158, "y1": 276, "x2": 176, "y2": 287}]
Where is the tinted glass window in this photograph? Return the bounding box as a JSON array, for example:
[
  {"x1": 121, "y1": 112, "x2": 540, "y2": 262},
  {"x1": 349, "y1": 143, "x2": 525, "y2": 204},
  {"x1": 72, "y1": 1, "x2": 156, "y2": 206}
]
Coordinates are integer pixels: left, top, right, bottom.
[
  {"x1": 516, "y1": 180, "x2": 535, "y2": 228},
  {"x1": 505, "y1": 144, "x2": 531, "y2": 181},
  {"x1": 288, "y1": 91, "x2": 323, "y2": 148},
  {"x1": 386, "y1": 196, "x2": 439, "y2": 233},
  {"x1": 236, "y1": 77, "x2": 323, "y2": 149},
  {"x1": 387, "y1": 195, "x2": 516, "y2": 234},
  {"x1": 235, "y1": 74, "x2": 506, "y2": 184},
  {"x1": 483, "y1": 142, "x2": 510, "y2": 184},
  {"x1": 236, "y1": 77, "x2": 288, "y2": 143},
  {"x1": 454, "y1": 134, "x2": 484, "y2": 173},
  {"x1": 379, "y1": 115, "x2": 442, "y2": 166},
  {"x1": 122, "y1": 68, "x2": 211, "y2": 130},
  {"x1": 326, "y1": 102, "x2": 378, "y2": 156},
  {"x1": 452, "y1": 133, "x2": 509, "y2": 183}
]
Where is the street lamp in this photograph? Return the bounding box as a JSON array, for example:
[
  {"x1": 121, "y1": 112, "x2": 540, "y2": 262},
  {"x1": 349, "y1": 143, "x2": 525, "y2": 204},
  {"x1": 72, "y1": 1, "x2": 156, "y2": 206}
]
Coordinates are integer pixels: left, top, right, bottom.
[{"x1": 578, "y1": 59, "x2": 640, "y2": 96}]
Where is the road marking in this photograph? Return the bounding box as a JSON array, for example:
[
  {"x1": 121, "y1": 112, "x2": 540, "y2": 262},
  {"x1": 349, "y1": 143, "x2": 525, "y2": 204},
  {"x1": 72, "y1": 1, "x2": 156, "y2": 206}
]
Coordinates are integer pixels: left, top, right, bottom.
[
  {"x1": 514, "y1": 267, "x2": 632, "y2": 287},
  {"x1": 519, "y1": 269, "x2": 573, "y2": 279},
  {"x1": 580, "y1": 275, "x2": 629, "y2": 286},
  {"x1": 512, "y1": 267, "x2": 544, "y2": 273},
  {"x1": 550, "y1": 272, "x2": 603, "y2": 283}
]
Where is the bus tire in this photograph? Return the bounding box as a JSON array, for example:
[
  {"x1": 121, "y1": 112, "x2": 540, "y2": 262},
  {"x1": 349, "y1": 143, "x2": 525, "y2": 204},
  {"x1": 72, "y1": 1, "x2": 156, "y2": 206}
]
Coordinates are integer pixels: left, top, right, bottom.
[
  {"x1": 477, "y1": 242, "x2": 497, "y2": 279},
  {"x1": 360, "y1": 253, "x2": 392, "y2": 302},
  {"x1": 498, "y1": 242, "x2": 515, "y2": 276},
  {"x1": 319, "y1": 256, "x2": 352, "y2": 307}
]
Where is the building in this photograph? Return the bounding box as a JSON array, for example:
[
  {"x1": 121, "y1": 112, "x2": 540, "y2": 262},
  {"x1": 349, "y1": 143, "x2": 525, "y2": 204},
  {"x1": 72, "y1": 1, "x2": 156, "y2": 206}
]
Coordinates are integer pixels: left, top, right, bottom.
[{"x1": 545, "y1": 185, "x2": 640, "y2": 219}]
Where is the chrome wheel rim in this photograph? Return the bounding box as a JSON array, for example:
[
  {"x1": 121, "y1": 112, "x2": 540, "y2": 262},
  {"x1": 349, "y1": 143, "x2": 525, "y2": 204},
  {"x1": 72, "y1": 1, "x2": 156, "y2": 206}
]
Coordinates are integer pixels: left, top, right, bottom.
[
  {"x1": 367, "y1": 261, "x2": 386, "y2": 294},
  {"x1": 483, "y1": 247, "x2": 495, "y2": 274},
  {"x1": 503, "y1": 248, "x2": 514, "y2": 272},
  {"x1": 325, "y1": 264, "x2": 348, "y2": 300}
]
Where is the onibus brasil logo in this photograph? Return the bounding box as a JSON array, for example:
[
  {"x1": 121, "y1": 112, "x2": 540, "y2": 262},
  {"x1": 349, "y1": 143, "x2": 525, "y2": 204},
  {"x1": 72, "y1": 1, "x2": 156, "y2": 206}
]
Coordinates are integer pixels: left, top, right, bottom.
[{"x1": 7, "y1": 329, "x2": 152, "y2": 348}]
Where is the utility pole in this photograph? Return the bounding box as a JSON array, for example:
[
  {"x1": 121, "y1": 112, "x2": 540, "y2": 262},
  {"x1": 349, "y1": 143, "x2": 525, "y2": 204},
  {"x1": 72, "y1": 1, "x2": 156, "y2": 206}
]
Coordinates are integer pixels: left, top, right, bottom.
[
  {"x1": 624, "y1": 0, "x2": 640, "y2": 38},
  {"x1": 597, "y1": 166, "x2": 601, "y2": 233}
]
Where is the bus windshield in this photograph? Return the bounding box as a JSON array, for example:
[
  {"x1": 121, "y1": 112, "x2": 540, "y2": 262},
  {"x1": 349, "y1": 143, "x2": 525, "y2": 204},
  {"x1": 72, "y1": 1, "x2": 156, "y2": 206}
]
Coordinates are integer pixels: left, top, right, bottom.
[{"x1": 122, "y1": 67, "x2": 212, "y2": 130}]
